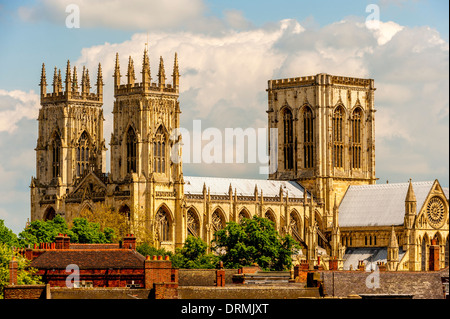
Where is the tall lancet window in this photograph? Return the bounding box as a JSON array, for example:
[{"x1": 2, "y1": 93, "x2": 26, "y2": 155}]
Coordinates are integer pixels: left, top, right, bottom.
[
  {"x1": 153, "y1": 126, "x2": 166, "y2": 173},
  {"x1": 283, "y1": 108, "x2": 294, "y2": 170},
  {"x1": 52, "y1": 135, "x2": 61, "y2": 178},
  {"x1": 76, "y1": 131, "x2": 90, "y2": 176},
  {"x1": 351, "y1": 108, "x2": 362, "y2": 169},
  {"x1": 303, "y1": 106, "x2": 314, "y2": 168},
  {"x1": 126, "y1": 127, "x2": 137, "y2": 174},
  {"x1": 332, "y1": 106, "x2": 345, "y2": 168}
]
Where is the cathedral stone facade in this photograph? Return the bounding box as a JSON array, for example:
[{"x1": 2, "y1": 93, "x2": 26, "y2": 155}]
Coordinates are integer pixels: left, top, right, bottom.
[{"x1": 30, "y1": 48, "x2": 449, "y2": 271}]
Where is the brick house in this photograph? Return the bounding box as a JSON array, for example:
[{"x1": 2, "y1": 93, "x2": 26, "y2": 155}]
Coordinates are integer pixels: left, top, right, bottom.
[{"x1": 22, "y1": 234, "x2": 178, "y2": 289}]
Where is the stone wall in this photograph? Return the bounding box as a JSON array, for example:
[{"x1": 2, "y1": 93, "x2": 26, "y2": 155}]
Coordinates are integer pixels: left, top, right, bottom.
[
  {"x1": 178, "y1": 286, "x2": 320, "y2": 299},
  {"x1": 320, "y1": 270, "x2": 445, "y2": 299},
  {"x1": 178, "y1": 269, "x2": 238, "y2": 286},
  {"x1": 49, "y1": 287, "x2": 151, "y2": 299},
  {"x1": 3, "y1": 285, "x2": 49, "y2": 299}
]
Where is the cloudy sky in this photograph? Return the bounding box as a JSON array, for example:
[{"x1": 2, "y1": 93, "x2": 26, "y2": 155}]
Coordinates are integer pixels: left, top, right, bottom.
[{"x1": 0, "y1": 0, "x2": 448, "y2": 234}]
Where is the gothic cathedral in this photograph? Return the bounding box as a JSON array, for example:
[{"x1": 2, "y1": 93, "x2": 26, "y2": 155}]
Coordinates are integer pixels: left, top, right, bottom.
[{"x1": 30, "y1": 48, "x2": 449, "y2": 271}]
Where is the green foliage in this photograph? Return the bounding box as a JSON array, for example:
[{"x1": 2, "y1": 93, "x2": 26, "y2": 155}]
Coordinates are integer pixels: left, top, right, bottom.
[
  {"x1": 0, "y1": 243, "x2": 42, "y2": 299},
  {"x1": 136, "y1": 242, "x2": 173, "y2": 259},
  {"x1": 171, "y1": 236, "x2": 219, "y2": 269},
  {"x1": 213, "y1": 216, "x2": 301, "y2": 271},
  {"x1": 17, "y1": 215, "x2": 115, "y2": 246},
  {"x1": 0, "y1": 220, "x2": 18, "y2": 247},
  {"x1": 70, "y1": 218, "x2": 114, "y2": 243},
  {"x1": 18, "y1": 215, "x2": 74, "y2": 247}
]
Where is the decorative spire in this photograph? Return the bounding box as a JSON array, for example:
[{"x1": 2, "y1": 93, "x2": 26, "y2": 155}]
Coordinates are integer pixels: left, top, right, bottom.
[
  {"x1": 72, "y1": 66, "x2": 79, "y2": 94},
  {"x1": 40, "y1": 63, "x2": 47, "y2": 97},
  {"x1": 52, "y1": 67, "x2": 58, "y2": 93},
  {"x1": 57, "y1": 69, "x2": 62, "y2": 93},
  {"x1": 53, "y1": 67, "x2": 62, "y2": 94},
  {"x1": 158, "y1": 55, "x2": 166, "y2": 88},
  {"x1": 65, "y1": 60, "x2": 72, "y2": 97},
  {"x1": 96, "y1": 63, "x2": 103, "y2": 98},
  {"x1": 127, "y1": 56, "x2": 135, "y2": 86},
  {"x1": 389, "y1": 225, "x2": 398, "y2": 248},
  {"x1": 172, "y1": 52, "x2": 179, "y2": 90},
  {"x1": 114, "y1": 52, "x2": 121, "y2": 88},
  {"x1": 81, "y1": 66, "x2": 91, "y2": 96},
  {"x1": 142, "y1": 47, "x2": 151, "y2": 86},
  {"x1": 405, "y1": 178, "x2": 416, "y2": 202}
]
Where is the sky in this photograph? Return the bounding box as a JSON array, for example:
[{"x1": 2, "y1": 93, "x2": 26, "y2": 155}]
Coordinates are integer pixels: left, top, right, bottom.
[{"x1": 0, "y1": 0, "x2": 448, "y2": 234}]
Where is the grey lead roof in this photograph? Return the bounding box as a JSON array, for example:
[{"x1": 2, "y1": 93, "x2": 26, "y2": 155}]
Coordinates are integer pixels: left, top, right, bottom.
[
  {"x1": 339, "y1": 181, "x2": 435, "y2": 227},
  {"x1": 184, "y1": 176, "x2": 309, "y2": 199}
]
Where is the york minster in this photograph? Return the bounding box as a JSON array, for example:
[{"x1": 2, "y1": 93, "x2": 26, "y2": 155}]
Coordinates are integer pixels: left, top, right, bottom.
[{"x1": 30, "y1": 47, "x2": 449, "y2": 272}]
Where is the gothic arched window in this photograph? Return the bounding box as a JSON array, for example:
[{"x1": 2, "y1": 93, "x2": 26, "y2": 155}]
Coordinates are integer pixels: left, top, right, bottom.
[
  {"x1": 156, "y1": 208, "x2": 170, "y2": 242},
  {"x1": 351, "y1": 108, "x2": 362, "y2": 169},
  {"x1": 126, "y1": 127, "x2": 137, "y2": 174},
  {"x1": 187, "y1": 209, "x2": 200, "y2": 237},
  {"x1": 283, "y1": 108, "x2": 294, "y2": 170},
  {"x1": 153, "y1": 126, "x2": 166, "y2": 173},
  {"x1": 211, "y1": 209, "x2": 225, "y2": 232},
  {"x1": 76, "y1": 131, "x2": 90, "y2": 176},
  {"x1": 303, "y1": 106, "x2": 314, "y2": 168},
  {"x1": 52, "y1": 135, "x2": 61, "y2": 178},
  {"x1": 332, "y1": 106, "x2": 344, "y2": 168},
  {"x1": 289, "y1": 212, "x2": 301, "y2": 242}
]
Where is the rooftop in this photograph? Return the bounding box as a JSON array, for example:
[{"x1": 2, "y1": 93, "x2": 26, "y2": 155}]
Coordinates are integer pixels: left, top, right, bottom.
[{"x1": 339, "y1": 181, "x2": 435, "y2": 227}]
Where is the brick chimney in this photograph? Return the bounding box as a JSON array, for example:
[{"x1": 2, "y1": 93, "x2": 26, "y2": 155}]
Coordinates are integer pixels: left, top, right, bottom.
[
  {"x1": 63, "y1": 234, "x2": 70, "y2": 249},
  {"x1": 55, "y1": 233, "x2": 65, "y2": 249},
  {"x1": 9, "y1": 256, "x2": 18, "y2": 285},
  {"x1": 123, "y1": 233, "x2": 136, "y2": 250}
]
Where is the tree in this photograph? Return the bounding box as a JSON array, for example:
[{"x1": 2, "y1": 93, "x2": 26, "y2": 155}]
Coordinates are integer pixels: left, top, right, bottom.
[
  {"x1": 213, "y1": 216, "x2": 301, "y2": 271},
  {"x1": 70, "y1": 218, "x2": 115, "y2": 243},
  {"x1": 17, "y1": 215, "x2": 115, "y2": 246},
  {"x1": 136, "y1": 242, "x2": 172, "y2": 259},
  {"x1": 17, "y1": 215, "x2": 74, "y2": 248},
  {"x1": 171, "y1": 236, "x2": 219, "y2": 269},
  {"x1": 0, "y1": 243, "x2": 42, "y2": 299},
  {"x1": 78, "y1": 204, "x2": 130, "y2": 243},
  {"x1": 0, "y1": 220, "x2": 18, "y2": 247}
]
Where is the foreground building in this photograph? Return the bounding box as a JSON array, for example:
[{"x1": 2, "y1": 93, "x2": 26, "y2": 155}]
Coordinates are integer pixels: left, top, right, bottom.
[{"x1": 30, "y1": 48, "x2": 449, "y2": 271}]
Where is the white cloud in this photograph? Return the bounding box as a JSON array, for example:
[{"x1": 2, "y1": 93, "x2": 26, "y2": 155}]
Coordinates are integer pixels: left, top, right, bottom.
[
  {"x1": 365, "y1": 20, "x2": 405, "y2": 45},
  {"x1": 0, "y1": 89, "x2": 40, "y2": 133},
  {"x1": 68, "y1": 18, "x2": 448, "y2": 186},
  {"x1": 18, "y1": 0, "x2": 206, "y2": 30}
]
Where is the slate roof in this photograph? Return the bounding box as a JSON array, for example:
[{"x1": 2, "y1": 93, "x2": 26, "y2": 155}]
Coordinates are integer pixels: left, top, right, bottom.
[
  {"x1": 184, "y1": 176, "x2": 309, "y2": 199},
  {"x1": 343, "y1": 247, "x2": 406, "y2": 271},
  {"x1": 30, "y1": 249, "x2": 146, "y2": 269},
  {"x1": 339, "y1": 181, "x2": 434, "y2": 227}
]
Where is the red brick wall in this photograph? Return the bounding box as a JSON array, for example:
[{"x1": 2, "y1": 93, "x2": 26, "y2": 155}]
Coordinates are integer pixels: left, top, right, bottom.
[
  {"x1": 144, "y1": 256, "x2": 175, "y2": 289},
  {"x1": 153, "y1": 282, "x2": 179, "y2": 299},
  {"x1": 3, "y1": 285, "x2": 47, "y2": 299},
  {"x1": 37, "y1": 268, "x2": 145, "y2": 288}
]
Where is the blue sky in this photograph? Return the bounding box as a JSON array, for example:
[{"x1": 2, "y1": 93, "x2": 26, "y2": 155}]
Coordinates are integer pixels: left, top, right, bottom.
[{"x1": 0, "y1": 0, "x2": 448, "y2": 234}]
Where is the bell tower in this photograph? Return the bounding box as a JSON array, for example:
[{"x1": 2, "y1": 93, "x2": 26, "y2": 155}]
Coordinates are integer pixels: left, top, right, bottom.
[
  {"x1": 267, "y1": 74, "x2": 377, "y2": 225},
  {"x1": 31, "y1": 61, "x2": 106, "y2": 221},
  {"x1": 109, "y1": 47, "x2": 183, "y2": 251}
]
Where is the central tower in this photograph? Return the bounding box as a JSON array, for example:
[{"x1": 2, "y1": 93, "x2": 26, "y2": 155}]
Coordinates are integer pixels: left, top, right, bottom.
[{"x1": 267, "y1": 74, "x2": 377, "y2": 226}]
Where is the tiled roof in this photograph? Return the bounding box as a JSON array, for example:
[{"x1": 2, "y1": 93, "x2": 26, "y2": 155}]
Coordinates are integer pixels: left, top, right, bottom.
[
  {"x1": 30, "y1": 249, "x2": 146, "y2": 269},
  {"x1": 69, "y1": 243, "x2": 120, "y2": 250},
  {"x1": 339, "y1": 181, "x2": 434, "y2": 227},
  {"x1": 184, "y1": 176, "x2": 309, "y2": 199}
]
